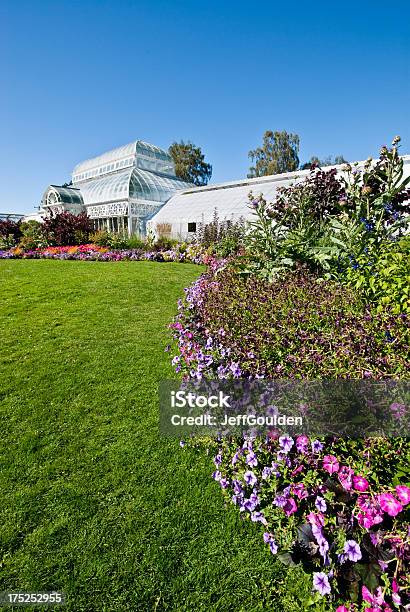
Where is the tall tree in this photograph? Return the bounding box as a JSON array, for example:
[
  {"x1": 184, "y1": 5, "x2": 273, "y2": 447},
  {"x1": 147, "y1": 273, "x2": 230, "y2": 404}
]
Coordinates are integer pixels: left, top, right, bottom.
[
  {"x1": 248, "y1": 130, "x2": 300, "y2": 178},
  {"x1": 169, "y1": 141, "x2": 212, "y2": 186}
]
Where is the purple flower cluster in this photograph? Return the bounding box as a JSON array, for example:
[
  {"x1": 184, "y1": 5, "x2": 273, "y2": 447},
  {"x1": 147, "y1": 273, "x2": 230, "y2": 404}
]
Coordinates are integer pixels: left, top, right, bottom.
[{"x1": 200, "y1": 434, "x2": 410, "y2": 610}]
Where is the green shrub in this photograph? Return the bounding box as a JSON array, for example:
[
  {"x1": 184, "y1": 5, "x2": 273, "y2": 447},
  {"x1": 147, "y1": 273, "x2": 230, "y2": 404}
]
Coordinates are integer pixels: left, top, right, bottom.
[
  {"x1": 18, "y1": 220, "x2": 46, "y2": 249},
  {"x1": 343, "y1": 236, "x2": 410, "y2": 313},
  {"x1": 244, "y1": 137, "x2": 410, "y2": 280},
  {"x1": 153, "y1": 236, "x2": 180, "y2": 251},
  {"x1": 124, "y1": 235, "x2": 146, "y2": 250},
  {"x1": 89, "y1": 230, "x2": 130, "y2": 249}
]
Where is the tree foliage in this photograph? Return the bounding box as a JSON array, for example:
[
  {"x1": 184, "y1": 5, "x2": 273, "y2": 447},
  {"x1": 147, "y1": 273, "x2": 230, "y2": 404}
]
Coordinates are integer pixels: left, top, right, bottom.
[
  {"x1": 301, "y1": 154, "x2": 347, "y2": 170},
  {"x1": 248, "y1": 130, "x2": 300, "y2": 178},
  {"x1": 168, "y1": 141, "x2": 212, "y2": 186}
]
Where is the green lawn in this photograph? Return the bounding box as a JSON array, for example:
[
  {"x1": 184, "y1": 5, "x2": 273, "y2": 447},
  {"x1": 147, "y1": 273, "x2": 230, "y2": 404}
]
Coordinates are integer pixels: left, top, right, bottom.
[{"x1": 0, "y1": 260, "x2": 307, "y2": 611}]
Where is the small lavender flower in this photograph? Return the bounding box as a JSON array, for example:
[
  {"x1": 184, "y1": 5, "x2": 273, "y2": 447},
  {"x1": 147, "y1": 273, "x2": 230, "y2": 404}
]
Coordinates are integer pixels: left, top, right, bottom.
[
  {"x1": 311, "y1": 439, "x2": 324, "y2": 453},
  {"x1": 246, "y1": 451, "x2": 258, "y2": 467},
  {"x1": 262, "y1": 466, "x2": 272, "y2": 480},
  {"x1": 273, "y1": 493, "x2": 287, "y2": 508},
  {"x1": 244, "y1": 470, "x2": 257, "y2": 487},
  {"x1": 279, "y1": 435, "x2": 294, "y2": 453},
  {"x1": 269, "y1": 541, "x2": 278, "y2": 554},
  {"x1": 232, "y1": 480, "x2": 243, "y2": 495},
  {"x1": 214, "y1": 453, "x2": 222, "y2": 467},
  {"x1": 315, "y1": 496, "x2": 327, "y2": 512},
  {"x1": 319, "y1": 538, "x2": 329, "y2": 558},
  {"x1": 343, "y1": 540, "x2": 362, "y2": 562},
  {"x1": 251, "y1": 511, "x2": 266, "y2": 524},
  {"x1": 230, "y1": 362, "x2": 242, "y2": 378},
  {"x1": 313, "y1": 572, "x2": 331, "y2": 596}
]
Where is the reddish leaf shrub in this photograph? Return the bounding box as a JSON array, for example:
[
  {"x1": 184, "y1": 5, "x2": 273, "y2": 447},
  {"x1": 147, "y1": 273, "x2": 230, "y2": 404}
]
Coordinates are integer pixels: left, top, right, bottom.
[{"x1": 41, "y1": 211, "x2": 94, "y2": 246}]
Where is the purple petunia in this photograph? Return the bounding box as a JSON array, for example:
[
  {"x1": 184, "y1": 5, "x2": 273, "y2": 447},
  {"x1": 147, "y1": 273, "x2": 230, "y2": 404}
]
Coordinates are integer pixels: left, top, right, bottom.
[
  {"x1": 343, "y1": 539, "x2": 362, "y2": 562},
  {"x1": 313, "y1": 572, "x2": 331, "y2": 596},
  {"x1": 315, "y1": 496, "x2": 327, "y2": 512},
  {"x1": 244, "y1": 470, "x2": 257, "y2": 487},
  {"x1": 279, "y1": 435, "x2": 294, "y2": 453},
  {"x1": 246, "y1": 451, "x2": 258, "y2": 467},
  {"x1": 269, "y1": 541, "x2": 278, "y2": 554},
  {"x1": 311, "y1": 439, "x2": 324, "y2": 453}
]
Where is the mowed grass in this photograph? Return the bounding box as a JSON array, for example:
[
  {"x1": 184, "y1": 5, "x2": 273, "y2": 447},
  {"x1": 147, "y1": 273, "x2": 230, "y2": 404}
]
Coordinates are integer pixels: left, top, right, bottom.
[{"x1": 0, "y1": 260, "x2": 307, "y2": 612}]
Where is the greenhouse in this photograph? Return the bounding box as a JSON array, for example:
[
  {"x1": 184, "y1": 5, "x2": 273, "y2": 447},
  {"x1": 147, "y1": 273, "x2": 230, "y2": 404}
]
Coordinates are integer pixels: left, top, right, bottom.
[
  {"x1": 40, "y1": 140, "x2": 192, "y2": 235},
  {"x1": 147, "y1": 169, "x2": 311, "y2": 239}
]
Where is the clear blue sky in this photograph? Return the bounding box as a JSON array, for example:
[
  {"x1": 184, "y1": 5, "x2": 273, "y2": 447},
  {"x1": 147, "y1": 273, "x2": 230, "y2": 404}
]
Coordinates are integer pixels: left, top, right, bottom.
[{"x1": 1, "y1": 0, "x2": 410, "y2": 214}]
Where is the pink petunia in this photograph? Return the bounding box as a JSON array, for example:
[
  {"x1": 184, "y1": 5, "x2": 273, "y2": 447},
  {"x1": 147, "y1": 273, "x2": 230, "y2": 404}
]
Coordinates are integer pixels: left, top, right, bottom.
[
  {"x1": 293, "y1": 482, "x2": 308, "y2": 500},
  {"x1": 307, "y1": 512, "x2": 324, "y2": 527},
  {"x1": 395, "y1": 485, "x2": 410, "y2": 505},
  {"x1": 283, "y1": 497, "x2": 297, "y2": 516},
  {"x1": 353, "y1": 475, "x2": 369, "y2": 492},
  {"x1": 378, "y1": 493, "x2": 403, "y2": 517},
  {"x1": 323, "y1": 455, "x2": 339, "y2": 474},
  {"x1": 338, "y1": 466, "x2": 354, "y2": 491}
]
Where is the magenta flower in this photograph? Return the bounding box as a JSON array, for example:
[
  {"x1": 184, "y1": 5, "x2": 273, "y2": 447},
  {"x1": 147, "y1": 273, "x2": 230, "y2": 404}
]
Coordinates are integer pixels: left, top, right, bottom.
[
  {"x1": 283, "y1": 498, "x2": 297, "y2": 516},
  {"x1": 296, "y1": 435, "x2": 309, "y2": 452},
  {"x1": 395, "y1": 485, "x2": 410, "y2": 505},
  {"x1": 353, "y1": 475, "x2": 369, "y2": 492},
  {"x1": 293, "y1": 482, "x2": 308, "y2": 500},
  {"x1": 336, "y1": 607, "x2": 349, "y2": 612},
  {"x1": 307, "y1": 512, "x2": 324, "y2": 527},
  {"x1": 312, "y1": 572, "x2": 331, "y2": 596},
  {"x1": 338, "y1": 466, "x2": 354, "y2": 491},
  {"x1": 322, "y1": 455, "x2": 339, "y2": 474},
  {"x1": 378, "y1": 493, "x2": 403, "y2": 517}
]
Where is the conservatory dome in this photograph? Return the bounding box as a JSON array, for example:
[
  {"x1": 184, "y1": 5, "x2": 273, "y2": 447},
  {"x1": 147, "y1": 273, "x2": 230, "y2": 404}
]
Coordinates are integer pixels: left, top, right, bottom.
[
  {"x1": 38, "y1": 140, "x2": 193, "y2": 235},
  {"x1": 42, "y1": 185, "x2": 84, "y2": 215}
]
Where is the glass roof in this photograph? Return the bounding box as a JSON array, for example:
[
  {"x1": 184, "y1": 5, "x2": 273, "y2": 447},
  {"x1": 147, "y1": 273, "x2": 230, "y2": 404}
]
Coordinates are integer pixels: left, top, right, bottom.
[
  {"x1": 148, "y1": 173, "x2": 302, "y2": 224},
  {"x1": 42, "y1": 185, "x2": 84, "y2": 207},
  {"x1": 72, "y1": 140, "x2": 175, "y2": 180},
  {"x1": 79, "y1": 167, "x2": 191, "y2": 207},
  {"x1": 129, "y1": 168, "x2": 192, "y2": 202},
  {"x1": 79, "y1": 169, "x2": 133, "y2": 206}
]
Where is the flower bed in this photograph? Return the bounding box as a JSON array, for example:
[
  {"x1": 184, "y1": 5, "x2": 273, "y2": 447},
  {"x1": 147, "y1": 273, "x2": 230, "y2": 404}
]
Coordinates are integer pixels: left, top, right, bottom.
[
  {"x1": 0, "y1": 243, "x2": 207, "y2": 265},
  {"x1": 170, "y1": 263, "x2": 410, "y2": 610},
  {"x1": 208, "y1": 434, "x2": 410, "y2": 610},
  {"x1": 170, "y1": 268, "x2": 409, "y2": 380}
]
